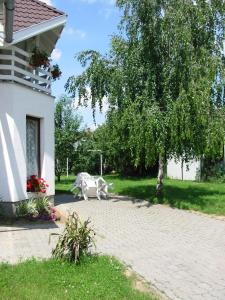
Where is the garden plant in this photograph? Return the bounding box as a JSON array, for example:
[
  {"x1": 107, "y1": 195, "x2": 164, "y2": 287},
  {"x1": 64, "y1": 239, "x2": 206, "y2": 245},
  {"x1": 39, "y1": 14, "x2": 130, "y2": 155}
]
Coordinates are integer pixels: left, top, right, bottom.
[
  {"x1": 16, "y1": 197, "x2": 57, "y2": 221},
  {"x1": 51, "y1": 212, "x2": 95, "y2": 263}
]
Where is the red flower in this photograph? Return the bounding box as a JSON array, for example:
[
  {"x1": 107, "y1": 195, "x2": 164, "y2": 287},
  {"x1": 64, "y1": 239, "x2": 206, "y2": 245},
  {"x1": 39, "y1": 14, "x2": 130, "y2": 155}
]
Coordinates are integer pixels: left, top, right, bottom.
[
  {"x1": 27, "y1": 182, "x2": 31, "y2": 190},
  {"x1": 26, "y1": 175, "x2": 49, "y2": 193}
]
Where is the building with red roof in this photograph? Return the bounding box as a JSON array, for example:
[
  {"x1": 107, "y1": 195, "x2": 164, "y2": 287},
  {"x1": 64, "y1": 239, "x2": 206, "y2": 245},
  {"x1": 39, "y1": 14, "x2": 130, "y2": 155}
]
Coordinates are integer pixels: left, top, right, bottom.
[{"x1": 0, "y1": 0, "x2": 67, "y2": 215}]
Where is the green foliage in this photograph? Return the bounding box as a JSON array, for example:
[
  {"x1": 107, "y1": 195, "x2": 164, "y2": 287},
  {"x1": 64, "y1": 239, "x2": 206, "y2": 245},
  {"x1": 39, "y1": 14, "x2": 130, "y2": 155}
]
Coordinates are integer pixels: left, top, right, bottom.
[
  {"x1": 35, "y1": 197, "x2": 51, "y2": 215},
  {"x1": 66, "y1": 0, "x2": 225, "y2": 190},
  {"x1": 16, "y1": 198, "x2": 51, "y2": 218},
  {"x1": 55, "y1": 95, "x2": 83, "y2": 181},
  {"x1": 16, "y1": 199, "x2": 38, "y2": 218},
  {"x1": 0, "y1": 257, "x2": 156, "y2": 300},
  {"x1": 92, "y1": 122, "x2": 158, "y2": 176},
  {"x1": 0, "y1": 203, "x2": 4, "y2": 217},
  {"x1": 201, "y1": 159, "x2": 225, "y2": 182},
  {"x1": 72, "y1": 129, "x2": 101, "y2": 175},
  {"x1": 51, "y1": 212, "x2": 95, "y2": 263}
]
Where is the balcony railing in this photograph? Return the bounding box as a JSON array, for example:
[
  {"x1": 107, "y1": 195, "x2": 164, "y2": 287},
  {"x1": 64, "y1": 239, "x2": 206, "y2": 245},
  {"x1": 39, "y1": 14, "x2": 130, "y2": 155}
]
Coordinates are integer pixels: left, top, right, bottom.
[{"x1": 0, "y1": 46, "x2": 52, "y2": 94}]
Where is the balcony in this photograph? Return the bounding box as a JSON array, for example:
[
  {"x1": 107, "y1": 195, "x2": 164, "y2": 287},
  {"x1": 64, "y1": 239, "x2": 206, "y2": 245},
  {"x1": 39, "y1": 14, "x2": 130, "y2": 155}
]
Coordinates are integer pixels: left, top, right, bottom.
[{"x1": 0, "y1": 46, "x2": 52, "y2": 94}]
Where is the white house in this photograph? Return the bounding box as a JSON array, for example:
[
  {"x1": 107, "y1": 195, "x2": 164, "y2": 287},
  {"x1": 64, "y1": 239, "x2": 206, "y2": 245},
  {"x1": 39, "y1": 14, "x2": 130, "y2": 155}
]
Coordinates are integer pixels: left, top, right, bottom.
[
  {"x1": 0, "y1": 0, "x2": 66, "y2": 216},
  {"x1": 167, "y1": 158, "x2": 201, "y2": 181}
]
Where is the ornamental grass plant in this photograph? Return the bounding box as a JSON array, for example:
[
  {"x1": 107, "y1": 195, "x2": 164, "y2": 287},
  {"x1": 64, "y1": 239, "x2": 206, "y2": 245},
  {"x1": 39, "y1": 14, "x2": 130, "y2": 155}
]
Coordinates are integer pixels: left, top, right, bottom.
[{"x1": 51, "y1": 212, "x2": 95, "y2": 263}]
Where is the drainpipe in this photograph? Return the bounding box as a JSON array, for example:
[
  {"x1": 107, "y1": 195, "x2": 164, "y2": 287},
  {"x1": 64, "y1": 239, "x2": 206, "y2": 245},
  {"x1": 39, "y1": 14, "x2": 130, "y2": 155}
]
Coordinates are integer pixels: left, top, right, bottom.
[{"x1": 4, "y1": 0, "x2": 14, "y2": 43}]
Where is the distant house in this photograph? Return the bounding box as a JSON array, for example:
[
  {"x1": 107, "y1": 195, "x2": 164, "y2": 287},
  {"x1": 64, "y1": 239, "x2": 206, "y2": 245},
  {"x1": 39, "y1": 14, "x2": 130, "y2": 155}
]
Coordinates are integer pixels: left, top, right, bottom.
[
  {"x1": 167, "y1": 159, "x2": 201, "y2": 181},
  {"x1": 0, "y1": 0, "x2": 66, "y2": 215}
]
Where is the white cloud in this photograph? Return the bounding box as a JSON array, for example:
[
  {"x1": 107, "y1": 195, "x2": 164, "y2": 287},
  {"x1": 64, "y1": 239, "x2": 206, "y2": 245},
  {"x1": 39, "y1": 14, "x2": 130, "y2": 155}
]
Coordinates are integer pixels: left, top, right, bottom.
[
  {"x1": 39, "y1": 0, "x2": 53, "y2": 6},
  {"x1": 51, "y1": 48, "x2": 62, "y2": 61},
  {"x1": 64, "y1": 27, "x2": 87, "y2": 39}
]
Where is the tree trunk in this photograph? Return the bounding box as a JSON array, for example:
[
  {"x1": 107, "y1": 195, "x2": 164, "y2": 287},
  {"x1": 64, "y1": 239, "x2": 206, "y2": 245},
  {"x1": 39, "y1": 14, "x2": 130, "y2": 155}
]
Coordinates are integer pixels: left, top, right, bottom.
[
  {"x1": 57, "y1": 174, "x2": 61, "y2": 182},
  {"x1": 156, "y1": 154, "x2": 164, "y2": 197}
]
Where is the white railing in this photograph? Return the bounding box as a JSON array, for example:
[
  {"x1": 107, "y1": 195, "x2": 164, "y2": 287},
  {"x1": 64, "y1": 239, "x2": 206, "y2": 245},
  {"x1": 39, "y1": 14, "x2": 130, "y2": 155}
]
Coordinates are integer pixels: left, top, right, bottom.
[{"x1": 0, "y1": 46, "x2": 52, "y2": 94}]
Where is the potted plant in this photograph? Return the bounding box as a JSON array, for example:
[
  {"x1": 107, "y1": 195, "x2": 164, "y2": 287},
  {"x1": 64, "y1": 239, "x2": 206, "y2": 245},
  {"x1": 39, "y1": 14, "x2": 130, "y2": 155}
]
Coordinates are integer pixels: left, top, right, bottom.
[
  {"x1": 51, "y1": 64, "x2": 62, "y2": 80},
  {"x1": 29, "y1": 47, "x2": 50, "y2": 69},
  {"x1": 27, "y1": 175, "x2": 49, "y2": 199}
]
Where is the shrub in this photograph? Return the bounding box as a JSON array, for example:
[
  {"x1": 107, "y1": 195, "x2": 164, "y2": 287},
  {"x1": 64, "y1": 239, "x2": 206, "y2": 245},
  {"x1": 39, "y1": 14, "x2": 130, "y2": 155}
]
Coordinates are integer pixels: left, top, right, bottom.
[
  {"x1": 51, "y1": 212, "x2": 95, "y2": 263},
  {"x1": 16, "y1": 199, "x2": 38, "y2": 218},
  {"x1": 35, "y1": 197, "x2": 50, "y2": 215},
  {"x1": 201, "y1": 159, "x2": 225, "y2": 182}
]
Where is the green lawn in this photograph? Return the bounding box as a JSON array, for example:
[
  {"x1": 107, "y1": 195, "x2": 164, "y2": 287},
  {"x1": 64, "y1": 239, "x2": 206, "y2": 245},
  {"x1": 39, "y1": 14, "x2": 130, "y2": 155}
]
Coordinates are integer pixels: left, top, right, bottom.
[
  {"x1": 0, "y1": 256, "x2": 157, "y2": 300},
  {"x1": 56, "y1": 175, "x2": 225, "y2": 216}
]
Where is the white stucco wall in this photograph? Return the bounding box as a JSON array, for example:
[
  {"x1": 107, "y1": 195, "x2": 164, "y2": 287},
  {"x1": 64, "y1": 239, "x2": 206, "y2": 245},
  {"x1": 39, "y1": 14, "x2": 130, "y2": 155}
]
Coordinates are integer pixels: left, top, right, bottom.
[
  {"x1": 0, "y1": 82, "x2": 55, "y2": 202},
  {"x1": 167, "y1": 158, "x2": 200, "y2": 181}
]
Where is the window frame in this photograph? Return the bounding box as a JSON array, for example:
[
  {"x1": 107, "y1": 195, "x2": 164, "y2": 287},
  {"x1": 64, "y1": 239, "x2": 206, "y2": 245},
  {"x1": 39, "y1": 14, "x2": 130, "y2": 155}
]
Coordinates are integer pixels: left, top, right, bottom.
[{"x1": 26, "y1": 116, "x2": 41, "y2": 178}]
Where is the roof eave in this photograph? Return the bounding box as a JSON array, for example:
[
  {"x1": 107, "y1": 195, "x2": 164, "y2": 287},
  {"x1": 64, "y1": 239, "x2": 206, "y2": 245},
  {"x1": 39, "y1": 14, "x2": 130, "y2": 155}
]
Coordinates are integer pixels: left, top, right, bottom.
[{"x1": 10, "y1": 14, "x2": 67, "y2": 46}]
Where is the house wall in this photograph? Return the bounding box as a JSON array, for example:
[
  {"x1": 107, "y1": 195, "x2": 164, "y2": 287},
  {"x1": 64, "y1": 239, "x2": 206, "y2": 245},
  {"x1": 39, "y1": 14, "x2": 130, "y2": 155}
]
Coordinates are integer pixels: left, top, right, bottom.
[
  {"x1": 167, "y1": 158, "x2": 200, "y2": 181},
  {"x1": 0, "y1": 82, "x2": 55, "y2": 210},
  {"x1": 0, "y1": 2, "x2": 3, "y2": 47}
]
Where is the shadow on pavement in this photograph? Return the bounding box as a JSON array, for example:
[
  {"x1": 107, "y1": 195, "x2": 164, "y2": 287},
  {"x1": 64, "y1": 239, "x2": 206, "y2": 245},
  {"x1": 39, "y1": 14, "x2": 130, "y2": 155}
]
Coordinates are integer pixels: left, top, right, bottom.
[
  {"x1": 0, "y1": 221, "x2": 58, "y2": 233},
  {"x1": 54, "y1": 193, "x2": 84, "y2": 205}
]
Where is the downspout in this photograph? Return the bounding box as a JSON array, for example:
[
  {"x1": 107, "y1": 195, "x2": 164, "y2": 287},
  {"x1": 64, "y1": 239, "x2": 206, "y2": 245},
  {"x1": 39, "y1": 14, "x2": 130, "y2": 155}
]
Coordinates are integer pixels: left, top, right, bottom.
[{"x1": 4, "y1": 0, "x2": 14, "y2": 43}]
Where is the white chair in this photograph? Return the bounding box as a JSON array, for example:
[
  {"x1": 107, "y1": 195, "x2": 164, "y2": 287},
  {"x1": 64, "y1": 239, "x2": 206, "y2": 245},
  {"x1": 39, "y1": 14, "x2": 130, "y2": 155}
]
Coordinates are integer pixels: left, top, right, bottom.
[
  {"x1": 71, "y1": 173, "x2": 112, "y2": 200},
  {"x1": 96, "y1": 176, "x2": 113, "y2": 199}
]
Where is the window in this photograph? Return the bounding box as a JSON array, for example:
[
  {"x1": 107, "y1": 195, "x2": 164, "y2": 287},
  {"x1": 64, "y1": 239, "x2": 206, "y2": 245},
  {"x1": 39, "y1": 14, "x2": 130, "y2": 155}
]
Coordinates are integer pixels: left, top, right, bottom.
[{"x1": 26, "y1": 117, "x2": 40, "y2": 178}]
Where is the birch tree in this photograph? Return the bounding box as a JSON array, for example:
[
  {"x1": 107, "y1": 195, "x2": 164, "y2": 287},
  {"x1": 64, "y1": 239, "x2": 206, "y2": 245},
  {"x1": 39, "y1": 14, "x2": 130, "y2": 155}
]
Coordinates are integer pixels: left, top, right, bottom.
[{"x1": 66, "y1": 0, "x2": 225, "y2": 195}]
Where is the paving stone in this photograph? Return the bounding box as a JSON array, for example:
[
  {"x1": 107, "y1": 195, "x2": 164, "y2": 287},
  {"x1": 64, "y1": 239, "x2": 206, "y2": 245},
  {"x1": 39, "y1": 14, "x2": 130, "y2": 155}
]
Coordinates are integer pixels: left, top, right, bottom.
[
  {"x1": 56, "y1": 196, "x2": 225, "y2": 300},
  {"x1": 1, "y1": 195, "x2": 225, "y2": 300}
]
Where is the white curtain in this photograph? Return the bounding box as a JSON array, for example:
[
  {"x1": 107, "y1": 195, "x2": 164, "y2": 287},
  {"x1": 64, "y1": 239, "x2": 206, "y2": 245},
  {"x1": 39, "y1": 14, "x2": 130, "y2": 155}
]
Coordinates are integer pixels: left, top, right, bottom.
[{"x1": 26, "y1": 118, "x2": 39, "y2": 178}]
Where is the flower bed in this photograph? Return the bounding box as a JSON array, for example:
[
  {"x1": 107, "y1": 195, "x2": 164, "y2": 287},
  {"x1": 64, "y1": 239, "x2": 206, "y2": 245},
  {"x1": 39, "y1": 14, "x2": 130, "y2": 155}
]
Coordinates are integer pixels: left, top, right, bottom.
[
  {"x1": 16, "y1": 177, "x2": 59, "y2": 221},
  {"x1": 16, "y1": 197, "x2": 59, "y2": 221}
]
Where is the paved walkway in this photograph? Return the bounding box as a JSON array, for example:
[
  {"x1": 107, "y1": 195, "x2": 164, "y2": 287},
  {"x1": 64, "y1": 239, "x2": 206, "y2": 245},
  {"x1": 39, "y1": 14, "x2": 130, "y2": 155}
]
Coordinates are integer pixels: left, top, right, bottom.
[
  {"x1": 0, "y1": 195, "x2": 225, "y2": 300},
  {"x1": 56, "y1": 195, "x2": 225, "y2": 300},
  {"x1": 0, "y1": 222, "x2": 60, "y2": 264}
]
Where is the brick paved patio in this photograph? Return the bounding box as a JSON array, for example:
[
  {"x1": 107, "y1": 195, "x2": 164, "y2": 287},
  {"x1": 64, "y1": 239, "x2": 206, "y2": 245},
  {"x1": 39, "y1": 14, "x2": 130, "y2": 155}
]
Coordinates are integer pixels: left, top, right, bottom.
[
  {"x1": 0, "y1": 194, "x2": 225, "y2": 300},
  {"x1": 57, "y1": 195, "x2": 225, "y2": 300}
]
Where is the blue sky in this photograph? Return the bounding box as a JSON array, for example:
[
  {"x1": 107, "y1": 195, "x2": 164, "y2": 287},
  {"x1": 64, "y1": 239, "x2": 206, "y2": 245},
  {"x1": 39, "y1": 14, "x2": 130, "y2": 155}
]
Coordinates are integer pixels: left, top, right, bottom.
[{"x1": 42, "y1": 0, "x2": 121, "y2": 129}]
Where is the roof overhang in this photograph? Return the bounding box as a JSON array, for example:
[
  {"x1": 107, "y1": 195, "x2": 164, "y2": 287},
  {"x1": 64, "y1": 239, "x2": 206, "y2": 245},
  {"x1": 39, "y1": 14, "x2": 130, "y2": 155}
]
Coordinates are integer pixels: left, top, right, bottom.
[
  {"x1": 11, "y1": 14, "x2": 67, "y2": 45},
  {"x1": 0, "y1": 14, "x2": 66, "y2": 47}
]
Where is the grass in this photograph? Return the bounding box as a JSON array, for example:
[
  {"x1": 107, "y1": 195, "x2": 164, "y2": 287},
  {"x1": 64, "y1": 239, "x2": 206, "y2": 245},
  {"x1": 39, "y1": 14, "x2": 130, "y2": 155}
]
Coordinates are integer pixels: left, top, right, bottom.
[
  {"x1": 56, "y1": 175, "x2": 225, "y2": 216},
  {"x1": 0, "y1": 256, "x2": 157, "y2": 300}
]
